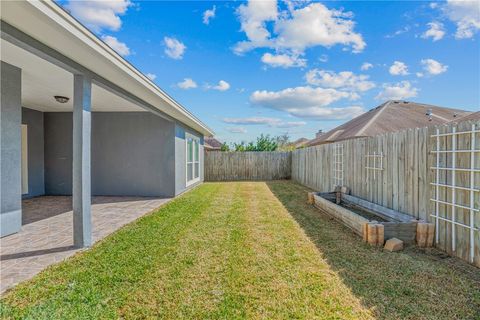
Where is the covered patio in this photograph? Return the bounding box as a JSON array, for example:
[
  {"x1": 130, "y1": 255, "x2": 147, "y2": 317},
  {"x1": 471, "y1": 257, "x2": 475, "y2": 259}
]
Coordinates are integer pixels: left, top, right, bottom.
[
  {"x1": 1, "y1": 4, "x2": 177, "y2": 294},
  {"x1": 0, "y1": 196, "x2": 170, "y2": 293},
  {"x1": 1, "y1": 1, "x2": 212, "y2": 295}
]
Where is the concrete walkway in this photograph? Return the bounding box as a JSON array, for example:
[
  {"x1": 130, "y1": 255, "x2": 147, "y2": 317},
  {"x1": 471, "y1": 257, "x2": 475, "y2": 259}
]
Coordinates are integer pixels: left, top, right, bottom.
[{"x1": 0, "y1": 196, "x2": 170, "y2": 294}]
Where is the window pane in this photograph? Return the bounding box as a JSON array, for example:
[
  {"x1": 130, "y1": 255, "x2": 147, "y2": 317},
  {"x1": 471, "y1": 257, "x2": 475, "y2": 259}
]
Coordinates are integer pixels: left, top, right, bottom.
[
  {"x1": 194, "y1": 140, "x2": 199, "y2": 161},
  {"x1": 187, "y1": 163, "x2": 193, "y2": 181},
  {"x1": 194, "y1": 162, "x2": 199, "y2": 179},
  {"x1": 187, "y1": 139, "x2": 193, "y2": 162}
]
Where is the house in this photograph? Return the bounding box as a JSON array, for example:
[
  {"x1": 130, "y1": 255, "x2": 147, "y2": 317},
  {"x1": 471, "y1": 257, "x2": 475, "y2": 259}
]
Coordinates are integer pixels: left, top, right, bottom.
[
  {"x1": 307, "y1": 100, "x2": 472, "y2": 147},
  {"x1": 204, "y1": 137, "x2": 223, "y2": 151},
  {"x1": 292, "y1": 138, "x2": 309, "y2": 149},
  {"x1": 0, "y1": 1, "x2": 213, "y2": 245}
]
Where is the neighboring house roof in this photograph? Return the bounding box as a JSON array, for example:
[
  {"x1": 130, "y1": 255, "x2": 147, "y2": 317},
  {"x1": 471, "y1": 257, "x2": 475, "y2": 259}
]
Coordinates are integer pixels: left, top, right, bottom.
[
  {"x1": 292, "y1": 138, "x2": 309, "y2": 149},
  {"x1": 307, "y1": 100, "x2": 472, "y2": 146},
  {"x1": 205, "y1": 137, "x2": 223, "y2": 150},
  {"x1": 449, "y1": 111, "x2": 480, "y2": 123},
  {"x1": 0, "y1": 0, "x2": 213, "y2": 136}
]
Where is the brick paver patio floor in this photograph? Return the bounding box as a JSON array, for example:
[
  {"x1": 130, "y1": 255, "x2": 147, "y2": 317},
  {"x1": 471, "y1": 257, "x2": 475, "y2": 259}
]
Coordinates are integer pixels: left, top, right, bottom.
[{"x1": 0, "y1": 196, "x2": 170, "y2": 294}]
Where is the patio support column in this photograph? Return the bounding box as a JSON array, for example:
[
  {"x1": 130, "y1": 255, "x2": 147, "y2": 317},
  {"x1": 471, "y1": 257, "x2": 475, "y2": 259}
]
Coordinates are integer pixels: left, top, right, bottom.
[
  {"x1": 0, "y1": 62, "x2": 22, "y2": 237},
  {"x1": 73, "y1": 74, "x2": 92, "y2": 247}
]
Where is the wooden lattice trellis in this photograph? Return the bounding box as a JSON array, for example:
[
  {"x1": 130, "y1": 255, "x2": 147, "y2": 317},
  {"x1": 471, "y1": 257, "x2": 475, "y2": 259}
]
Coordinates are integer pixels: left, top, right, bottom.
[
  {"x1": 365, "y1": 152, "x2": 384, "y2": 180},
  {"x1": 430, "y1": 124, "x2": 480, "y2": 263},
  {"x1": 333, "y1": 143, "x2": 344, "y2": 188}
]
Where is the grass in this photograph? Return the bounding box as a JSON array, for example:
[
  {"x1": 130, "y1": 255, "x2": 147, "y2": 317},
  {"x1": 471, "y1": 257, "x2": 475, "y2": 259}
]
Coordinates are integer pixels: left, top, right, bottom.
[
  {"x1": 267, "y1": 181, "x2": 480, "y2": 320},
  {"x1": 1, "y1": 181, "x2": 479, "y2": 319}
]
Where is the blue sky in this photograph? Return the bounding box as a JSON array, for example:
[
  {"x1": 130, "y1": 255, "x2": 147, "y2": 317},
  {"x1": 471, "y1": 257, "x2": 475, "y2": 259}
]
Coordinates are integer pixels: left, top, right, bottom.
[{"x1": 59, "y1": 0, "x2": 479, "y2": 143}]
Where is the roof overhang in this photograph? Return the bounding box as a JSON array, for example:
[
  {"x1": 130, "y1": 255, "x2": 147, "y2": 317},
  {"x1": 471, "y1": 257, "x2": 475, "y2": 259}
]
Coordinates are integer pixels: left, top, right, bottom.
[{"x1": 0, "y1": 0, "x2": 214, "y2": 136}]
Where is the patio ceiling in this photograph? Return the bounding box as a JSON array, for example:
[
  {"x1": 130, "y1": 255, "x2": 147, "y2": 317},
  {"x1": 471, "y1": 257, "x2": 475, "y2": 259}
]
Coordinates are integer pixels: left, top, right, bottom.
[
  {"x1": 1, "y1": 39, "x2": 144, "y2": 113},
  {"x1": 0, "y1": 1, "x2": 213, "y2": 135}
]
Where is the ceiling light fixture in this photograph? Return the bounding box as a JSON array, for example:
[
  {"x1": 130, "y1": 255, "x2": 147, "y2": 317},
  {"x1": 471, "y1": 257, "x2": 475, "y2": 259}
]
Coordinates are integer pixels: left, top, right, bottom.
[{"x1": 54, "y1": 95, "x2": 69, "y2": 103}]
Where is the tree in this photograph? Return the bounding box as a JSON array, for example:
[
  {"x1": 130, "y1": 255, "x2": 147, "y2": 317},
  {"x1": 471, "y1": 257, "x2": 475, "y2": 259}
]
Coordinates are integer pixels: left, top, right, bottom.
[
  {"x1": 275, "y1": 133, "x2": 292, "y2": 151},
  {"x1": 221, "y1": 134, "x2": 289, "y2": 152},
  {"x1": 227, "y1": 134, "x2": 278, "y2": 152},
  {"x1": 220, "y1": 142, "x2": 230, "y2": 151},
  {"x1": 255, "y1": 134, "x2": 278, "y2": 151}
]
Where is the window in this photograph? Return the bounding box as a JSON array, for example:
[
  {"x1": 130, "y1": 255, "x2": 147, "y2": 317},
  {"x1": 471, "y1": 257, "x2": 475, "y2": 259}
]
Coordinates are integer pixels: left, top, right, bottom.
[
  {"x1": 186, "y1": 134, "x2": 200, "y2": 185},
  {"x1": 21, "y1": 124, "x2": 28, "y2": 195}
]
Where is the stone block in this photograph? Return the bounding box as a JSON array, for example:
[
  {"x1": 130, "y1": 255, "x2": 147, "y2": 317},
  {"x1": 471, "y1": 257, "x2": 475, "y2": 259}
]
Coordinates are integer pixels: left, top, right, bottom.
[{"x1": 384, "y1": 238, "x2": 404, "y2": 252}]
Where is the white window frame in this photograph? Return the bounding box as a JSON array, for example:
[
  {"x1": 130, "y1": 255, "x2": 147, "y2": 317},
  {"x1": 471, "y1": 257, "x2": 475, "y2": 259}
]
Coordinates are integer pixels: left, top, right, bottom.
[
  {"x1": 186, "y1": 133, "x2": 201, "y2": 186},
  {"x1": 21, "y1": 124, "x2": 28, "y2": 195}
]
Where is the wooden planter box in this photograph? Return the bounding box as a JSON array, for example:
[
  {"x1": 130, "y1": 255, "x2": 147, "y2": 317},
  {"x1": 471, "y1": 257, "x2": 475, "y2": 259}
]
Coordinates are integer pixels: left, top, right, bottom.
[{"x1": 312, "y1": 192, "x2": 418, "y2": 244}]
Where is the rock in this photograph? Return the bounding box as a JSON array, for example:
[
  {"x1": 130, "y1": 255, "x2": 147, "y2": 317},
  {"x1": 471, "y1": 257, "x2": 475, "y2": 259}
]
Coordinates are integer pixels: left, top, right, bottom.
[{"x1": 384, "y1": 238, "x2": 404, "y2": 252}]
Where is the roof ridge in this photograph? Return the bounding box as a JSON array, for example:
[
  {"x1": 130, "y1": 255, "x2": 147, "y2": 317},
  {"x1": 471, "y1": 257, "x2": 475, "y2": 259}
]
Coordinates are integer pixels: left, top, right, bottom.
[{"x1": 356, "y1": 100, "x2": 392, "y2": 136}]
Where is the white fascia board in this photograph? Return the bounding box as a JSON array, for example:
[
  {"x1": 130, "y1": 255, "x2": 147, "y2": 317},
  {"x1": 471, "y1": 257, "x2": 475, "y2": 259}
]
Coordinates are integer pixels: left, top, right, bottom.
[{"x1": 0, "y1": 0, "x2": 214, "y2": 136}]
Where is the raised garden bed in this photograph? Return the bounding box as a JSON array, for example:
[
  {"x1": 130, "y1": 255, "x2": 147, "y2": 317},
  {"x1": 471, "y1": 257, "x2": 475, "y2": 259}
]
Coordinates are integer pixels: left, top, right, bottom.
[{"x1": 311, "y1": 192, "x2": 418, "y2": 244}]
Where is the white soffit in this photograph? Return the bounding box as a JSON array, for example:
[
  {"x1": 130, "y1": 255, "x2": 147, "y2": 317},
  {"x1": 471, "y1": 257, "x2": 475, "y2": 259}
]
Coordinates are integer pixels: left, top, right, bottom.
[
  {"x1": 0, "y1": 0, "x2": 213, "y2": 135},
  {"x1": 1, "y1": 39, "x2": 144, "y2": 112}
]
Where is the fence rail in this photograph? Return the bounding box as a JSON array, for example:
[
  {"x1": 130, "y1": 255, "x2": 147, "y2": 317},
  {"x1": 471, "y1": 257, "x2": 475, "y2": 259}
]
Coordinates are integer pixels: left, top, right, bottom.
[{"x1": 204, "y1": 151, "x2": 291, "y2": 181}]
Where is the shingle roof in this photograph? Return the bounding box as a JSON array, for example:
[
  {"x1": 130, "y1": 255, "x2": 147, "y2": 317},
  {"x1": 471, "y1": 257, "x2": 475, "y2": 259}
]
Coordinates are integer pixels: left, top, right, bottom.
[
  {"x1": 292, "y1": 138, "x2": 309, "y2": 148},
  {"x1": 449, "y1": 111, "x2": 480, "y2": 123},
  {"x1": 307, "y1": 100, "x2": 472, "y2": 146},
  {"x1": 205, "y1": 137, "x2": 223, "y2": 150}
]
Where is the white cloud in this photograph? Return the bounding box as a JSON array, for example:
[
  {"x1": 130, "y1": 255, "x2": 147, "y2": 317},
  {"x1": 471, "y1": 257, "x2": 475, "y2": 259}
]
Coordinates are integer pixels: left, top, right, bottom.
[
  {"x1": 252, "y1": 86, "x2": 352, "y2": 109},
  {"x1": 234, "y1": 1, "x2": 365, "y2": 56},
  {"x1": 208, "y1": 80, "x2": 231, "y2": 91},
  {"x1": 235, "y1": 0, "x2": 278, "y2": 53},
  {"x1": 164, "y1": 37, "x2": 186, "y2": 60},
  {"x1": 261, "y1": 52, "x2": 306, "y2": 68},
  {"x1": 389, "y1": 61, "x2": 409, "y2": 76},
  {"x1": 146, "y1": 73, "x2": 157, "y2": 81},
  {"x1": 319, "y1": 54, "x2": 329, "y2": 62},
  {"x1": 360, "y1": 62, "x2": 373, "y2": 71},
  {"x1": 444, "y1": 0, "x2": 480, "y2": 39},
  {"x1": 226, "y1": 126, "x2": 247, "y2": 134},
  {"x1": 203, "y1": 6, "x2": 216, "y2": 25},
  {"x1": 274, "y1": 3, "x2": 366, "y2": 53},
  {"x1": 305, "y1": 69, "x2": 375, "y2": 92},
  {"x1": 250, "y1": 86, "x2": 362, "y2": 120},
  {"x1": 177, "y1": 78, "x2": 198, "y2": 89},
  {"x1": 275, "y1": 121, "x2": 307, "y2": 128},
  {"x1": 101, "y1": 35, "x2": 130, "y2": 56},
  {"x1": 421, "y1": 58, "x2": 448, "y2": 75},
  {"x1": 375, "y1": 81, "x2": 418, "y2": 101},
  {"x1": 385, "y1": 26, "x2": 411, "y2": 38},
  {"x1": 65, "y1": 0, "x2": 132, "y2": 32},
  {"x1": 223, "y1": 117, "x2": 278, "y2": 125},
  {"x1": 222, "y1": 117, "x2": 306, "y2": 128},
  {"x1": 284, "y1": 106, "x2": 365, "y2": 120},
  {"x1": 422, "y1": 22, "x2": 445, "y2": 41}
]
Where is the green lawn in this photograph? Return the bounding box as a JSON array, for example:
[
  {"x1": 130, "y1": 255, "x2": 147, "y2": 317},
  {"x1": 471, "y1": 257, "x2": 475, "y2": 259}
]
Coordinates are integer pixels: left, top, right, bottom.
[{"x1": 1, "y1": 181, "x2": 479, "y2": 319}]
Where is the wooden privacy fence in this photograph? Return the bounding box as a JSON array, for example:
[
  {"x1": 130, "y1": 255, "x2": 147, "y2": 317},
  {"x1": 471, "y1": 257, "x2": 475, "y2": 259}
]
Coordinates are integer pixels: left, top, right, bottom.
[
  {"x1": 292, "y1": 119, "x2": 480, "y2": 266},
  {"x1": 205, "y1": 151, "x2": 291, "y2": 181}
]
